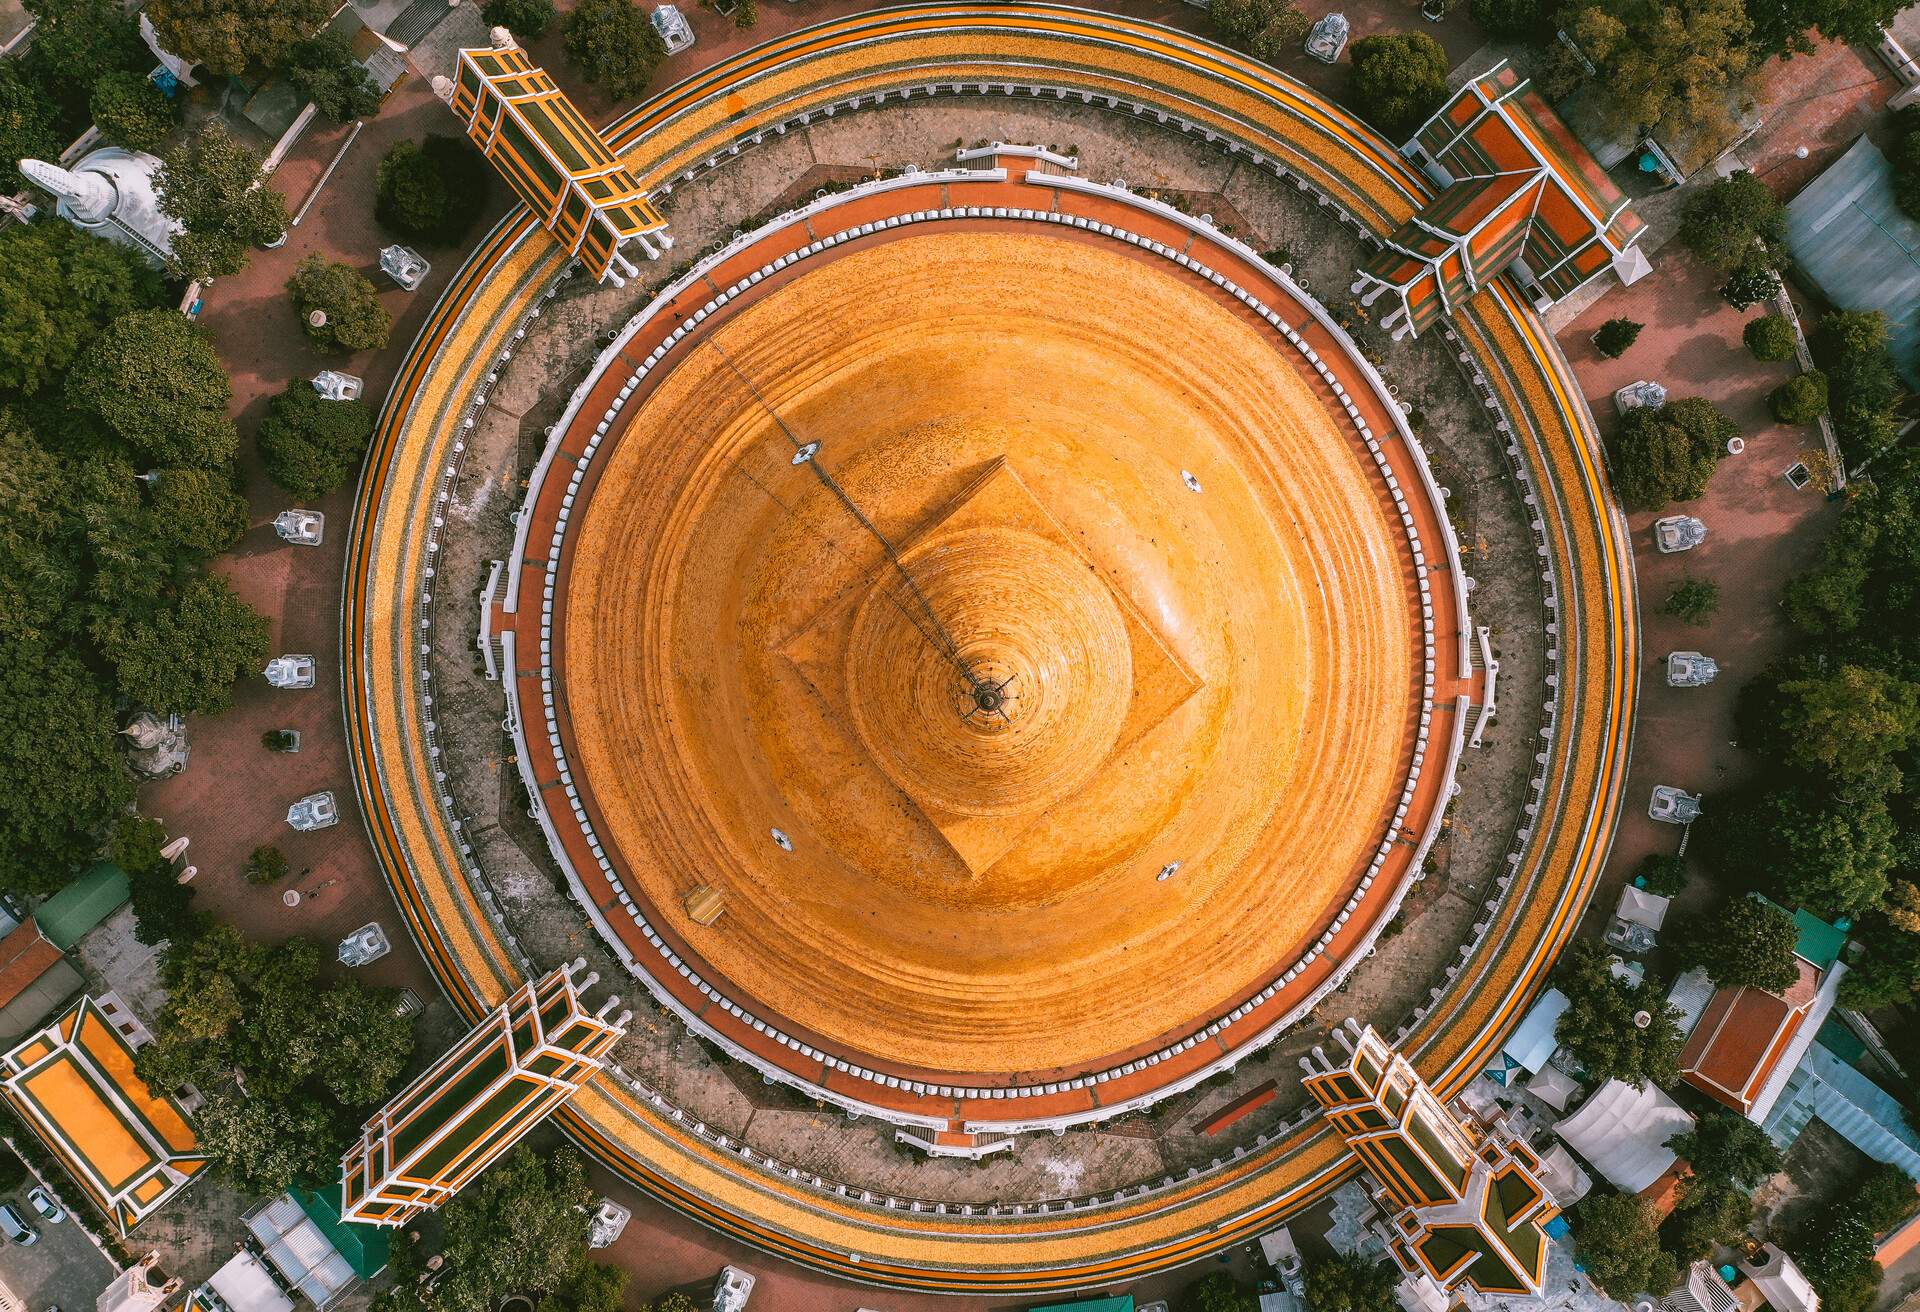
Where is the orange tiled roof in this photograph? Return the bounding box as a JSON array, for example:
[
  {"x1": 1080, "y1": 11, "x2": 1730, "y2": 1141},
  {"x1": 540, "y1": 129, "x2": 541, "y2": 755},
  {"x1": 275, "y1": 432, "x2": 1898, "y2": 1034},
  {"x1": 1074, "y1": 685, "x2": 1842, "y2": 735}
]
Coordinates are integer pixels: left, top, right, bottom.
[
  {"x1": 0, "y1": 924, "x2": 62, "y2": 1010},
  {"x1": 1678, "y1": 961, "x2": 1819, "y2": 1113}
]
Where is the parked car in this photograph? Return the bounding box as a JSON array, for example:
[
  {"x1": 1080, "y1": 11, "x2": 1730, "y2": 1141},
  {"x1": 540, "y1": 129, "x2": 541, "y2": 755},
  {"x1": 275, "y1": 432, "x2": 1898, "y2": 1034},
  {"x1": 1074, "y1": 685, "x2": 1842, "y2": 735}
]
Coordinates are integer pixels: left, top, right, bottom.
[
  {"x1": 26, "y1": 1187, "x2": 64, "y2": 1223},
  {"x1": 0, "y1": 1202, "x2": 38, "y2": 1244}
]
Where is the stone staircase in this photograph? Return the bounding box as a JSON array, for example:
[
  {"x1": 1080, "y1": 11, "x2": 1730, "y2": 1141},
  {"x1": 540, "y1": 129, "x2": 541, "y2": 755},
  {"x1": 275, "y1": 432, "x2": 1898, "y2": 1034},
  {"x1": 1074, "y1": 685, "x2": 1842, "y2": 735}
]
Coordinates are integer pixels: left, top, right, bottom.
[{"x1": 386, "y1": 0, "x2": 454, "y2": 50}]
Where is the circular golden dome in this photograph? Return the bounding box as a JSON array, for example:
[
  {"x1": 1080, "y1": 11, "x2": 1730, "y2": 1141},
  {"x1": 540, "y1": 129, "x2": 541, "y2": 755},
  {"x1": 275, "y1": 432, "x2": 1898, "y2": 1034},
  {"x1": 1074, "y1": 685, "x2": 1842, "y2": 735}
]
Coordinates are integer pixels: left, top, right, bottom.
[
  {"x1": 846, "y1": 523, "x2": 1133, "y2": 821},
  {"x1": 559, "y1": 231, "x2": 1416, "y2": 1075}
]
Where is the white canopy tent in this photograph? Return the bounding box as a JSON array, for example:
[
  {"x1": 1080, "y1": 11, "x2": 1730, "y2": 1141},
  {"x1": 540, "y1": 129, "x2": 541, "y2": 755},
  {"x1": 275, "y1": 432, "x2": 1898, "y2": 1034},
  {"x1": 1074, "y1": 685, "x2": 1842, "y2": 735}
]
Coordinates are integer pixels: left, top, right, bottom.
[
  {"x1": 205, "y1": 1251, "x2": 296, "y2": 1312},
  {"x1": 1554, "y1": 1077, "x2": 1695, "y2": 1193}
]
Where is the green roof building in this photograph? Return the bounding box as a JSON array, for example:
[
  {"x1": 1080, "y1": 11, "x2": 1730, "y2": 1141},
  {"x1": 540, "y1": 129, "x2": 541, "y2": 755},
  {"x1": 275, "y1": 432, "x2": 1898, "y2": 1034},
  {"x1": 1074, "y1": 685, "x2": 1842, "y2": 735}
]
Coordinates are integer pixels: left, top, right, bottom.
[
  {"x1": 339, "y1": 961, "x2": 628, "y2": 1226},
  {"x1": 34, "y1": 862, "x2": 129, "y2": 950}
]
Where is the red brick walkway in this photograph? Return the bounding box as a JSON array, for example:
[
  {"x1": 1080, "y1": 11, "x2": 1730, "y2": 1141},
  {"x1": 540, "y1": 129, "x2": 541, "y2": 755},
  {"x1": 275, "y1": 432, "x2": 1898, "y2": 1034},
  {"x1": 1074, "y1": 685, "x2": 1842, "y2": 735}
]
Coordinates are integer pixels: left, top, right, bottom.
[{"x1": 1555, "y1": 256, "x2": 1843, "y2": 933}]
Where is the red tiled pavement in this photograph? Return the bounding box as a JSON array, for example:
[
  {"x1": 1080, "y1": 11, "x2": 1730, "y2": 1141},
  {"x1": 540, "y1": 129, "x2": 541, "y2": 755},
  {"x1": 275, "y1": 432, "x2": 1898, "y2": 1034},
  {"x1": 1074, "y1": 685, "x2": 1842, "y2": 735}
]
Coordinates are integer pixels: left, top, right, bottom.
[
  {"x1": 1738, "y1": 38, "x2": 1894, "y2": 200},
  {"x1": 1556, "y1": 255, "x2": 1843, "y2": 932}
]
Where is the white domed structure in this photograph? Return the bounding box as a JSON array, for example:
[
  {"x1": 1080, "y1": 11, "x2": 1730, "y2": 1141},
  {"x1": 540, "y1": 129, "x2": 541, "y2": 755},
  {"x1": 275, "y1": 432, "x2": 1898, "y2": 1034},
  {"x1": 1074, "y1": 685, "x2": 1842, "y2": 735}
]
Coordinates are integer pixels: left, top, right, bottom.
[{"x1": 19, "y1": 149, "x2": 178, "y2": 266}]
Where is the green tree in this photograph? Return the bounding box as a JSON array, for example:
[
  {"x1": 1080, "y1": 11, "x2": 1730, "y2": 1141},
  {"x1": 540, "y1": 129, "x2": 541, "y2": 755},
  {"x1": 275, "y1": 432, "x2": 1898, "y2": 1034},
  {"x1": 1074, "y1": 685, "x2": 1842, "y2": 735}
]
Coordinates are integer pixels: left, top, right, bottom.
[
  {"x1": 90, "y1": 71, "x2": 179, "y2": 152},
  {"x1": 1667, "y1": 1111, "x2": 1784, "y2": 1189},
  {"x1": 1856, "y1": 1161, "x2": 1920, "y2": 1233},
  {"x1": 481, "y1": 0, "x2": 557, "y2": 38},
  {"x1": 20, "y1": 0, "x2": 147, "y2": 115},
  {"x1": 1812, "y1": 310, "x2": 1901, "y2": 466},
  {"x1": 534, "y1": 1262, "x2": 627, "y2": 1312},
  {"x1": 1663, "y1": 576, "x2": 1720, "y2": 623},
  {"x1": 1301, "y1": 1253, "x2": 1398, "y2": 1312},
  {"x1": 1608, "y1": 397, "x2": 1735, "y2": 509},
  {"x1": 194, "y1": 1090, "x2": 339, "y2": 1193},
  {"x1": 149, "y1": 469, "x2": 250, "y2": 556},
  {"x1": 1699, "y1": 783, "x2": 1895, "y2": 918},
  {"x1": 1593, "y1": 317, "x2": 1643, "y2": 358},
  {"x1": 245, "y1": 845, "x2": 288, "y2": 885},
  {"x1": 1744, "y1": 314, "x2": 1795, "y2": 361},
  {"x1": 68, "y1": 309, "x2": 237, "y2": 469},
  {"x1": 286, "y1": 255, "x2": 391, "y2": 353},
  {"x1": 1212, "y1": 0, "x2": 1311, "y2": 61},
  {"x1": 99, "y1": 572, "x2": 268, "y2": 715},
  {"x1": 144, "y1": 0, "x2": 333, "y2": 76},
  {"x1": 1636, "y1": 852, "x2": 1688, "y2": 896},
  {"x1": 429, "y1": 1147, "x2": 596, "y2": 1312},
  {"x1": 256, "y1": 382, "x2": 376, "y2": 498},
  {"x1": 1770, "y1": 371, "x2": 1829, "y2": 425},
  {"x1": 1554, "y1": 940, "x2": 1684, "y2": 1088},
  {"x1": 1572, "y1": 1192, "x2": 1678, "y2": 1298},
  {"x1": 1669, "y1": 896, "x2": 1799, "y2": 992},
  {"x1": 1563, "y1": 0, "x2": 1752, "y2": 150},
  {"x1": 1841, "y1": 920, "x2": 1920, "y2": 1006},
  {"x1": 154, "y1": 122, "x2": 291, "y2": 282},
  {"x1": 0, "y1": 638, "x2": 131, "y2": 895},
  {"x1": 1471, "y1": 0, "x2": 1547, "y2": 36},
  {"x1": 375, "y1": 136, "x2": 490, "y2": 246},
  {"x1": 126, "y1": 844, "x2": 207, "y2": 945},
  {"x1": 565, "y1": 0, "x2": 667, "y2": 100},
  {"x1": 1721, "y1": 253, "x2": 1784, "y2": 310},
  {"x1": 0, "y1": 66, "x2": 65, "y2": 192},
  {"x1": 1767, "y1": 663, "x2": 1920, "y2": 782},
  {"x1": 284, "y1": 29, "x2": 382, "y2": 123},
  {"x1": 1176, "y1": 1272, "x2": 1259, "y2": 1312},
  {"x1": 1346, "y1": 32, "x2": 1449, "y2": 140},
  {"x1": 1661, "y1": 1179, "x2": 1751, "y2": 1261},
  {"x1": 1746, "y1": 0, "x2": 1901, "y2": 58},
  {"x1": 0, "y1": 221, "x2": 164, "y2": 395},
  {"x1": 1678, "y1": 172, "x2": 1786, "y2": 270}
]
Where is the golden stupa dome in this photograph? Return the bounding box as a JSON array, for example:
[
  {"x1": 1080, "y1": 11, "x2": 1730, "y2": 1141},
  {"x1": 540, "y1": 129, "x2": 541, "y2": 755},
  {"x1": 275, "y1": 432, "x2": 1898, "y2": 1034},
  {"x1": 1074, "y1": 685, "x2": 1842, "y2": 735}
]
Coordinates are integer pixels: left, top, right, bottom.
[{"x1": 558, "y1": 230, "x2": 1416, "y2": 1078}]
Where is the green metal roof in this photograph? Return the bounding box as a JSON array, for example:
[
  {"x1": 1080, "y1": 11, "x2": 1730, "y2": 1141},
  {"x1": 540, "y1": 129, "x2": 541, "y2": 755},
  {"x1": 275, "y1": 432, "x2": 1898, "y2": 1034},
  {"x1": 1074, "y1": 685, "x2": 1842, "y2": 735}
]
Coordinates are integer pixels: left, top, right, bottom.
[
  {"x1": 295, "y1": 1183, "x2": 389, "y2": 1279},
  {"x1": 1791, "y1": 909, "x2": 1847, "y2": 971},
  {"x1": 1030, "y1": 1300, "x2": 1133, "y2": 1312},
  {"x1": 34, "y1": 862, "x2": 128, "y2": 950}
]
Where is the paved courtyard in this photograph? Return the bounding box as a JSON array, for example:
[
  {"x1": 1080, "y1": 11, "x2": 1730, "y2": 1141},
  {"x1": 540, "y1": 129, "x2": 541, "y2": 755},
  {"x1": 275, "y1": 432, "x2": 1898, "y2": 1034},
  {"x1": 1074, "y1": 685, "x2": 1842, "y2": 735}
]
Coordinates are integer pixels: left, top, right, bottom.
[{"x1": 0, "y1": 1175, "x2": 118, "y2": 1312}]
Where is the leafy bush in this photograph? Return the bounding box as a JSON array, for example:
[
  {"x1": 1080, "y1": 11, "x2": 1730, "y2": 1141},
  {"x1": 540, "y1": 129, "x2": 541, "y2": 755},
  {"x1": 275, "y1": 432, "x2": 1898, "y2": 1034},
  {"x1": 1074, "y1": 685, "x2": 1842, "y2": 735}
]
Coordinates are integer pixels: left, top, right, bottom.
[
  {"x1": 1593, "y1": 317, "x2": 1642, "y2": 358},
  {"x1": 1346, "y1": 32, "x2": 1449, "y2": 140},
  {"x1": 246, "y1": 845, "x2": 289, "y2": 885},
  {"x1": 565, "y1": 0, "x2": 667, "y2": 99},
  {"x1": 1636, "y1": 852, "x2": 1688, "y2": 896},
  {"x1": 286, "y1": 255, "x2": 391, "y2": 353},
  {"x1": 1572, "y1": 1192, "x2": 1678, "y2": 1298},
  {"x1": 149, "y1": 468, "x2": 250, "y2": 556},
  {"x1": 1301, "y1": 1253, "x2": 1398, "y2": 1312},
  {"x1": 481, "y1": 0, "x2": 556, "y2": 38},
  {"x1": 256, "y1": 382, "x2": 376, "y2": 499},
  {"x1": 1554, "y1": 940, "x2": 1684, "y2": 1088},
  {"x1": 66, "y1": 308, "x2": 236, "y2": 468},
  {"x1": 1211, "y1": 0, "x2": 1310, "y2": 61},
  {"x1": 1661, "y1": 576, "x2": 1719, "y2": 624},
  {"x1": 1175, "y1": 1272, "x2": 1259, "y2": 1312},
  {"x1": 1, "y1": 66, "x2": 66, "y2": 192},
  {"x1": 1606, "y1": 396, "x2": 1736, "y2": 509},
  {"x1": 1679, "y1": 171, "x2": 1787, "y2": 269},
  {"x1": 90, "y1": 70, "x2": 177, "y2": 152},
  {"x1": 1669, "y1": 896, "x2": 1800, "y2": 992},
  {"x1": 1744, "y1": 314, "x2": 1795, "y2": 361},
  {"x1": 1770, "y1": 370, "x2": 1829, "y2": 424},
  {"x1": 375, "y1": 136, "x2": 489, "y2": 245},
  {"x1": 1721, "y1": 252, "x2": 1783, "y2": 310},
  {"x1": 154, "y1": 122, "x2": 290, "y2": 281}
]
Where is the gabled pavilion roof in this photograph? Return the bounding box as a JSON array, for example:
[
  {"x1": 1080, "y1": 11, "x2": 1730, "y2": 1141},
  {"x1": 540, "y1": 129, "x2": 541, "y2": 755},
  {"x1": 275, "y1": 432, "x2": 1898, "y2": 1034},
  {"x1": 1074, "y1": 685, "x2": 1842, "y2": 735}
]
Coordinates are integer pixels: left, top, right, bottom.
[
  {"x1": 1, "y1": 993, "x2": 205, "y2": 1234},
  {"x1": 1358, "y1": 61, "x2": 1644, "y2": 337}
]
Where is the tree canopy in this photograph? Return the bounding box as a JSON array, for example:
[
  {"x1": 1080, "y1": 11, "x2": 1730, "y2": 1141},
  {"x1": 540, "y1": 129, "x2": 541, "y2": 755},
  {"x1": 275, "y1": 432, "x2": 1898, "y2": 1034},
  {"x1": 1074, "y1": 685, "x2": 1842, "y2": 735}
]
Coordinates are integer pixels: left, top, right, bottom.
[
  {"x1": 1345, "y1": 32, "x2": 1449, "y2": 140},
  {"x1": 155, "y1": 122, "x2": 291, "y2": 282},
  {"x1": 1553, "y1": 940, "x2": 1684, "y2": 1087},
  {"x1": 20, "y1": 0, "x2": 148, "y2": 118},
  {"x1": 1679, "y1": 172, "x2": 1787, "y2": 270},
  {"x1": 1699, "y1": 781, "x2": 1895, "y2": 918},
  {"x1": 0, "y1": 66, "x2": 67, "y2": 195},
  {"x1": 257, "y1": 382, "x2": 376, "y2": 499},
  {"x1": 96, "y1": 572, "x2": 267, "y2": 716},
  {"x1": 0, "y1": 221, "x2": 164, "y2": 396},
  {"x1": 1669, "y1": 896, "x2": 1800, "y2": 992},
  {"x1": 1812, "y1": 310, "x2": 1902, "y2": 466},
  {"x1": 1607, "y1": 396, "x2": 1734, "y2": 509},
  {"x1": 67, "y1": 309, "x2": 237, "y2": 469},
  {"x1": 1301, "y1": 1253, "x2": 1399, "y2": 1312},
  {"x1": 148, "y1": 469, "x2": 251, "y2": 557},
  {"x1": 565, "y1": 0, "x2": 667, "y2": 100},
  {"x1": 1562, "y1": 0, "x2": 1752, "y2": 148},
  {"x1": 1210, "y1": 0, "x2": 1311, "y2": 63},
  {"x1": 1572, "y1": 1192, "x2": 1678, "y2": 1298},
  {"x1": 1745, "y1": 0, "x2": 1901, "y2": 58},
  {"x1": 90, "y1": 70, "x2": 180, "y2": 153},
  {"x1": 144, "y1": 0, "x2": 333, "y2": 76},
  {"x1": 287, "y1": 255, "x2": 391, "y2": 353},
  {"x1": 1667, "y1": 1111, "x2": 1784, "y2": 1190},
  {"x1": 424, "y1": 1147, "x2": 597, "y2": 1312},
  {"x1": 481, "y1": 0, "x2": 557, "y2": 39},
  {"x1": 138, "y1": 928, "x2": 415, "y2": 1192},
  {"x1": 375, "y1": 136, "x2": 490, "y2": 246},
  {"x1": 283, "y1": 29, "x2": 382, "y2": 123}
]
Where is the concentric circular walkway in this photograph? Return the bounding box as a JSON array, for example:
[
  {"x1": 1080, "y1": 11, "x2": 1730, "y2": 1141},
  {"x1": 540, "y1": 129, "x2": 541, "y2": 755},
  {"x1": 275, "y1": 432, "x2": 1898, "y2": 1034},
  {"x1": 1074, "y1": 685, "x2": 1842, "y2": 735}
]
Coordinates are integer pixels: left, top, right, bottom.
[{"x1": 345, "y1": 5, "x2": 1636, "y2": 1292}]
